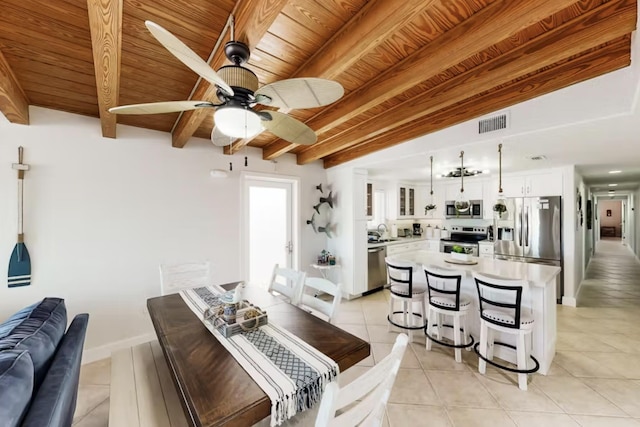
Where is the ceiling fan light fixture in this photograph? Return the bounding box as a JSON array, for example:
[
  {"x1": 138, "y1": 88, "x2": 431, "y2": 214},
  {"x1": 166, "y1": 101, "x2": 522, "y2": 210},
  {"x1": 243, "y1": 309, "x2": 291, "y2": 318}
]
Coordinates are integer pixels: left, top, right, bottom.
[{"x1": 214, "y1": 107, "x2": 262, "y2": 139}]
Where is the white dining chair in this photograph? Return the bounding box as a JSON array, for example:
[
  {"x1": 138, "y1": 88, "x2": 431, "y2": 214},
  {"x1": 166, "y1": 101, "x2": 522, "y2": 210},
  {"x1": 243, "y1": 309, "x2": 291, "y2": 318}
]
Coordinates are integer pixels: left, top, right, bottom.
[
  {"x1": 159, "y1": 261, "x2": 212, "y2": 295},
  {"x1": 252, "y1": 333, "x2": 409, "y2": 427},
  {"x1": 298, "y1": 277, "x2": 342, "y2": 324},
  {"x1": 314, "y1": 333, "x2": 408, "y2": 426},
  {"x1": 267, "y1": 264, "x2": 306, "y2": 305}
]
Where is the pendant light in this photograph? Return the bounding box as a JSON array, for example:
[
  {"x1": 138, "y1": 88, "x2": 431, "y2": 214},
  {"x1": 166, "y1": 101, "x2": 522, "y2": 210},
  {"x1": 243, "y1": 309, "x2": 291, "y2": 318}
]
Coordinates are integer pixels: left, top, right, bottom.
[
  {"x1": 494, "y1": 143, "x2": 507, "y2": 218},
  {"x1": 425, "y1": 155, "x2": 436, "y2": 214},
  {"x1": 454, "y1": 151, "x2": 470, "y2": 213}
]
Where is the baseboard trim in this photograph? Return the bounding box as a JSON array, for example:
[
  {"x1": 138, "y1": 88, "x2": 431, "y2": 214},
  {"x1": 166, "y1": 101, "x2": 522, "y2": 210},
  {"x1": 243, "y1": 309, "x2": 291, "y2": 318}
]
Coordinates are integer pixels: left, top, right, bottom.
[
  {"x1": 562, "y1": 296, "x2": 577, "y2": 307},
  {"x1": 82, "y1": 332, "x2": 157, "y2": 364}
]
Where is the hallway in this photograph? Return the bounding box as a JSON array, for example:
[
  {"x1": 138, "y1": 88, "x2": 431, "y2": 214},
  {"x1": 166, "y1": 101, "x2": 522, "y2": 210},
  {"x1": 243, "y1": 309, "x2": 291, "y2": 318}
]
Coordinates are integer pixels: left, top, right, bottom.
[{"x1": 578, "y1": 239, "x2": 640, "y2": 307}]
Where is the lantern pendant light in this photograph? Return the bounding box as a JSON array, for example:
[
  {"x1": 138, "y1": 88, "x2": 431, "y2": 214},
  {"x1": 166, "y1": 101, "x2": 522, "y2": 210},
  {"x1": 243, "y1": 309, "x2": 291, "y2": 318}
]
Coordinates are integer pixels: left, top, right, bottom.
[
  {"x1": 494, "y1": 143, "x2": 508, "y2": 218},
  {"x1": 425, "y1": 156, "x2": 437, "y2": 214},
  {"x1": 454, "y1": 151, "x2": 470, "y2": 213}
]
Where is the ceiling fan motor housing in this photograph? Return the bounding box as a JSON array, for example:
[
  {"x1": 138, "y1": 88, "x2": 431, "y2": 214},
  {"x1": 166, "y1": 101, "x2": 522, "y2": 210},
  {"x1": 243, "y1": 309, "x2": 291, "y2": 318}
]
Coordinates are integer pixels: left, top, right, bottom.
[{"x1": 216, "y1": 65, "x2": 259, "y2": 101}]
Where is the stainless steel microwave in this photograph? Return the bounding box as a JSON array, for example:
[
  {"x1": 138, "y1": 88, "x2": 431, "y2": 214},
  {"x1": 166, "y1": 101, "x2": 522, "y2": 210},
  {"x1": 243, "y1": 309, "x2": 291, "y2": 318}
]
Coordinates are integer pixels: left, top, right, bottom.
[{"x1": 445, "y1": 200, "x2": 483, "y2": 219}]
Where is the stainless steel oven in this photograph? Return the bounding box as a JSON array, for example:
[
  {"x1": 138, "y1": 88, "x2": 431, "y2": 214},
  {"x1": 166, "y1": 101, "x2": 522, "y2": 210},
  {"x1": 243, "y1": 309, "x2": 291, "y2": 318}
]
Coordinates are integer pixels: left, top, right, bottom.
[{"x1": 445, "y1": 200, "x2": 483, "y2": 219}]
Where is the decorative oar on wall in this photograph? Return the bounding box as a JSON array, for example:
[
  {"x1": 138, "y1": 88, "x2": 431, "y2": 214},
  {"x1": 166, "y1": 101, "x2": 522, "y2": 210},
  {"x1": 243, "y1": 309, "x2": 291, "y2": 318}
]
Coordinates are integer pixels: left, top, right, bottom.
[{"x1": 8, "y1": 147, "x2": 31, "y2": 288}]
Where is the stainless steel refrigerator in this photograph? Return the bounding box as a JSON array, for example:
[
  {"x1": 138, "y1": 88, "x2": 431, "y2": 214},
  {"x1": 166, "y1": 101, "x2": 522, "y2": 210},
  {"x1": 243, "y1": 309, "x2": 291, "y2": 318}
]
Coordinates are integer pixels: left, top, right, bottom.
[{"x1": 494, "y1": 196, "x2": 563, "y2": 301}]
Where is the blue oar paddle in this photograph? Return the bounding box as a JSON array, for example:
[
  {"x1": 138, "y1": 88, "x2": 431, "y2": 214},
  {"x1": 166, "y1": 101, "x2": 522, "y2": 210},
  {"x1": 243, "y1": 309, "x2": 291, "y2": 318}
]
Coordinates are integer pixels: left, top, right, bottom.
[{"x1": 8, "y1": 147, "x2": 31, "y2": 288}]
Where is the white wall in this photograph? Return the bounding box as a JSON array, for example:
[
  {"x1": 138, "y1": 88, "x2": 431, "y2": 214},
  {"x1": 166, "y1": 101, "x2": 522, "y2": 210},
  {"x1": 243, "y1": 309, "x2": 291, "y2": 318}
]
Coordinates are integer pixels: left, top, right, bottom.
[
  {"x1": 561, "y1": 166, "x2": 578, "y2": 306},
  {"x1": 0, "y1": 107, "x2": 327, "y2": 360}
]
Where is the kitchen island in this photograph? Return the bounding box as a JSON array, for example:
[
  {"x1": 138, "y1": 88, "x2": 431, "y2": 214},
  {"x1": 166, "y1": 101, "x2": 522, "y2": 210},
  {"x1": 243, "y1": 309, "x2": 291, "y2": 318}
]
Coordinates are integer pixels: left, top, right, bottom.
[{"x1": 387, "y1": 250, "x2": 561, "y2": 375}]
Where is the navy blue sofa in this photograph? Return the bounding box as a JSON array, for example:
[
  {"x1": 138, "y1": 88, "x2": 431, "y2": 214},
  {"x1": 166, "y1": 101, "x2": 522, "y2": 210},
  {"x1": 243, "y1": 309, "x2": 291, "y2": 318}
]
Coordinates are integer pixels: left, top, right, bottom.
[{"x1": 0, "y1": 298, "x2": 89, "y2": 427}]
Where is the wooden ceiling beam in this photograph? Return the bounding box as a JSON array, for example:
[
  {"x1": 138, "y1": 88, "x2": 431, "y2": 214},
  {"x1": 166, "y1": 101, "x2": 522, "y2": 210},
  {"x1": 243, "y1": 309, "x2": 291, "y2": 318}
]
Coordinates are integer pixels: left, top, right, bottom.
[
  {"x1": 279, "y1": 0, "x2": 579, "y2": 163},
  {"x1": 322, "y1": 37, "x2": 631, "y2": 168},
  {"x1": 0, "y1": 48, "x2": 29, "y2": 124},
  {"x1": 172, "y1": 0, "x2": 288, "y2": 149},
  {"x1": 297, "y1": 0, "x2": 637, "y2": 164},
  {"x1": 87, "y1": 0, "x2": 122, "y2": 138},
  {"x1": 226, "y1": 0, "x2": 432, "y2": 156}
]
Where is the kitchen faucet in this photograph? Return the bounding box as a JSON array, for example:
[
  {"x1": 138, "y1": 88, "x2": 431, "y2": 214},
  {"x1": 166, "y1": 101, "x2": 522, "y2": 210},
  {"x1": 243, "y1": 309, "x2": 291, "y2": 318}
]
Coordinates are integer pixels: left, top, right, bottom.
[{"x1": 377, "y1": 223, "x2": 388, "y2": 234}]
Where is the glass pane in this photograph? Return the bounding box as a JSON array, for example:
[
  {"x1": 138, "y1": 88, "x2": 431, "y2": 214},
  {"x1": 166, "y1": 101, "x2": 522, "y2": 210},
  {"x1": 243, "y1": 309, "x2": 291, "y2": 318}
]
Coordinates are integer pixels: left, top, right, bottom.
[{"x1": 249, "y1": 186, "x2": 287, "y2": 287}]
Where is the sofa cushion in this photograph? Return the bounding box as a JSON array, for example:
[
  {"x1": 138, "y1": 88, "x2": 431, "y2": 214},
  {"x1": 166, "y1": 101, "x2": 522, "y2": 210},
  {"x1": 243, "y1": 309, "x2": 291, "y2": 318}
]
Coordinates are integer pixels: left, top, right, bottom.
[
  {"x1": 0, "y1": 302, "x2": 39, "y2": 339},
  {"x1": 0, "y1": 298, "x2": 67, "y2": 388},
  {"x1": 21, "y1": 314, "x2": 89, "y2": 427},
  {"x1": 0, "y1": 349, "x2": 34, "y2": 427}
]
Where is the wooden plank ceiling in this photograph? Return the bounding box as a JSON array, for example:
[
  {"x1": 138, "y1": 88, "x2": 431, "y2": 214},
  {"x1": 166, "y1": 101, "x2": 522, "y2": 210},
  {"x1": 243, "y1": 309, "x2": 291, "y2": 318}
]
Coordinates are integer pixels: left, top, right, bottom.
[{"x1": 0, "y1": 0, "x2": 636, "y2": 168}]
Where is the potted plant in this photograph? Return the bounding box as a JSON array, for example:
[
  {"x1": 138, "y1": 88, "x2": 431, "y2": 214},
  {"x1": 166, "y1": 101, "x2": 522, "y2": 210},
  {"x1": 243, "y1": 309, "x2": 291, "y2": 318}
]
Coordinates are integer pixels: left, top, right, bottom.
[
  {"x1": 450, "y1": 245, "x2": 470, "y2": 261},
  {"x1": 493, "y1": 202, "x2": 507, "y2": 218}
]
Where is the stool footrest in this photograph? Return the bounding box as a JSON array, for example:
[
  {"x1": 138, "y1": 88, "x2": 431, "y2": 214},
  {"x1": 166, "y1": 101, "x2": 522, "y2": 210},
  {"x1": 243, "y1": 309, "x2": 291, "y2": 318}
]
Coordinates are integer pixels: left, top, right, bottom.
[
  {"x1": 425, "y1": 324, "x2": 474, "y2": 349},
  {"x1": 387, "y1": 311, "x2": 426, "y2": 330},
  {"x1": 473, "y1": 341, "x2": 539, "y2": 374}
]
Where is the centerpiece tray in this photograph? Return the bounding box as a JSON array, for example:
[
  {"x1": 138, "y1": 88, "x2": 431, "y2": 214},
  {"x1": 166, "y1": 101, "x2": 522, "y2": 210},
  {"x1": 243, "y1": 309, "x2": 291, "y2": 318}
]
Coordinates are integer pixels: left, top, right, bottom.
[
  {"x1": 205, "y1": 300, "x2": 268, "y2": 338},
  {"x1": 445, "y1": 258, "x2": 478, "y2": 265}
]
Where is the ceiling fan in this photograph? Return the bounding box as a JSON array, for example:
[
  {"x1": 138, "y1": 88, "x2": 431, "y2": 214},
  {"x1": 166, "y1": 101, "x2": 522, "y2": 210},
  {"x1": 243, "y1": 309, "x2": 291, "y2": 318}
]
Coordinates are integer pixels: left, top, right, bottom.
[{"x1": 109, "y1": 21, "x2": 344, "y2": 146}]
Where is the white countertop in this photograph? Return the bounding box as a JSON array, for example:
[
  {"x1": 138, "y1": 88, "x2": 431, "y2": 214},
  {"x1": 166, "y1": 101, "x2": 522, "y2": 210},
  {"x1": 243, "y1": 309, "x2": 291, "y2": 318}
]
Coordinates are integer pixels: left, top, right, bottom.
[
  {"x1": 367, "y1": 236, "x2": 439, "y2": 248},
  {"x1": 390, "y1": 250, "x2": 561, "y2": 286}
]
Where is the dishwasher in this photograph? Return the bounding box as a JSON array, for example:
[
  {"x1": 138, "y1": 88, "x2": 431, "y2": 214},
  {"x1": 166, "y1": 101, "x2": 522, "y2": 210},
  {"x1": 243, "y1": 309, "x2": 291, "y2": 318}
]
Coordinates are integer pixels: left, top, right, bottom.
[{"x1": 367, "y1": 246, "x2": 387, "y2": 293}]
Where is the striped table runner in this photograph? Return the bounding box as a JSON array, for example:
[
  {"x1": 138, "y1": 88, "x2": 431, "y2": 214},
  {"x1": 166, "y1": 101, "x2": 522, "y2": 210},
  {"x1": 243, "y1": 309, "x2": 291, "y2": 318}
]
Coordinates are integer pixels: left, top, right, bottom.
[{"x1": 180, "y1": 286, "x2": 339, "y2": 427}]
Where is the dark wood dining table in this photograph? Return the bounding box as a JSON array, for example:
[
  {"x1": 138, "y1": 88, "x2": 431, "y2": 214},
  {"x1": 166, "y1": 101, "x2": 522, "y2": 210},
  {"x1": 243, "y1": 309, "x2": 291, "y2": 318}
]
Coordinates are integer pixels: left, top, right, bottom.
[{"x1": 147, "y1": 283, "x2": 371, "y2": 427}]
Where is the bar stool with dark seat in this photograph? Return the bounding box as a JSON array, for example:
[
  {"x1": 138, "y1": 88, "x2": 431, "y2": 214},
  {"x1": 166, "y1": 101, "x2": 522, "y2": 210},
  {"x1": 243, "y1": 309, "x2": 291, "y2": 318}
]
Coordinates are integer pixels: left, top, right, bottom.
[
  {"x1": 385, "y1": 258, "x2": 427, "y2": 342},
  {"x1": 423, "y1": 265, "x2": 474, "y2": 363},
  {"x1": 472, "y1": 272, "x2": 539, "y2": 391}
]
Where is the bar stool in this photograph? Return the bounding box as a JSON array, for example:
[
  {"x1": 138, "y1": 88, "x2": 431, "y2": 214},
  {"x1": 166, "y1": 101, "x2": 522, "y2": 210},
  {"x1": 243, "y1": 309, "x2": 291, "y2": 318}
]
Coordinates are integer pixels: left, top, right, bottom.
[
  {"x1": 385, "y1": 258, "x2": 427, "y2": 342},
  {"x1": 423, "y1": 265, "x2": 474, "y2": 363},
  {"x1": 472, "y1": 272, "x2": 539, "y2": 391}
]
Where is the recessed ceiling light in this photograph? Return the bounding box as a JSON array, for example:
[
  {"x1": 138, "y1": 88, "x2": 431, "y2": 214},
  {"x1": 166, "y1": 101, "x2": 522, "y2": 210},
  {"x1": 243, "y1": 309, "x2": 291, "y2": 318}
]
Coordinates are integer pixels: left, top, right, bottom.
[
  {"x1": 609, "y1": 170, "x2": 622, "y2": 174},
  {"x1": 608, "y1": 184, "x2": 618, "y2": 187}
]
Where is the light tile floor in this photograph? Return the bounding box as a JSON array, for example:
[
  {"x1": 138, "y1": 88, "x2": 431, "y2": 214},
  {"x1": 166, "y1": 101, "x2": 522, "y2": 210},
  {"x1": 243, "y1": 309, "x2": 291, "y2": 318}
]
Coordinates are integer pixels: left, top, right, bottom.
[{"x1": 76, "y1": 239, "x2": 640, "y2": 426}]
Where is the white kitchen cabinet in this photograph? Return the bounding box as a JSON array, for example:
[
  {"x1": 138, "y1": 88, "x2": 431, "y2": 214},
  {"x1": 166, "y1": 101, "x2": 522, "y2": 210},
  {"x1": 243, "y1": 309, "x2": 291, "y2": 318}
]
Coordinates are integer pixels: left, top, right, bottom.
[
  {"x1": 414, "y1": 184, "x2": 427, "y2": 218},
  {"x1": 353, "y1": 220, "x2": 368, "y2": 294},
  {"x1": 354, "y1": 171, "x2": 368, "y2": 220},
  {"x1": 479, "y1": 241, "x2": 495, "y2": 259},
  {"x1": 366, "y1": 182, "x2": 373, "y2": 219},
  {"x1": 397, "y1": 184, "x2": 416, "y2": 218},
  {"x1": 502, "y1": 171, "x2": 562, "y2": 197}
]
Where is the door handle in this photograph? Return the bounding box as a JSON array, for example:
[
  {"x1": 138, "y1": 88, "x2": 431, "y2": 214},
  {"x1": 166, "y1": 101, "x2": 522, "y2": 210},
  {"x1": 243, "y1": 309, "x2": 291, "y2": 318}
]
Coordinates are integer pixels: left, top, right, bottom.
[
  {"x1": 519, "y1": 211, "x2": 523, "y2": 246},
  {"x1": 368, "y1": 248, "x2": 385, "y2": 253},
  {"x1": 524, "y1": 208, "x2": 529, "y2": 246}
]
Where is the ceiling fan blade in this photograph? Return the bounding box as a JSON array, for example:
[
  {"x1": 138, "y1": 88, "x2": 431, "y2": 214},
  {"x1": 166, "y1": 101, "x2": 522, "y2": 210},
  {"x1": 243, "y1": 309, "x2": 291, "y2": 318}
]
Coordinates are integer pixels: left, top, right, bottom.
[
  {"x1": 145, "y1": 21, "x2": 234, "y2": 96},
  {"x1": 261, "y1": 111, "x2": 317, "y2": 145},
  {"x1": 211, "y1": 126, "x2": 236, "y2": 146},
  {"x1": 109, "y1": 101, "x2": 215, "y2": 115},
  {"x1": 255, "y1": 78, "x2": 344, "y2": 109}
]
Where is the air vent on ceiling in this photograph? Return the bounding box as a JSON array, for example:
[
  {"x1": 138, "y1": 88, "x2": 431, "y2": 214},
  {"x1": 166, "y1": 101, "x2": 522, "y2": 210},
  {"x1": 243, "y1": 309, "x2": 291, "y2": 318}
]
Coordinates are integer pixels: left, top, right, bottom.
[
  {"x1": 478, "y1": 113, "x2": 508, "y2": 134},
  {"x1": 527, "y1": 155, "x2": 547, "y2": 161}
]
